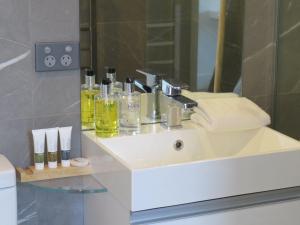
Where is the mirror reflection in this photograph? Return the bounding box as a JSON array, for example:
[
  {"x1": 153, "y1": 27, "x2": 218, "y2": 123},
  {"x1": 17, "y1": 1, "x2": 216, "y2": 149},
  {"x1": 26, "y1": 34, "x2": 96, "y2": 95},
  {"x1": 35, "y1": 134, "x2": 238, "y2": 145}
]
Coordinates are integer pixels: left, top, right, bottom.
[{"x1": 79, "y1": 0, "x2": 244, "y2": 129}]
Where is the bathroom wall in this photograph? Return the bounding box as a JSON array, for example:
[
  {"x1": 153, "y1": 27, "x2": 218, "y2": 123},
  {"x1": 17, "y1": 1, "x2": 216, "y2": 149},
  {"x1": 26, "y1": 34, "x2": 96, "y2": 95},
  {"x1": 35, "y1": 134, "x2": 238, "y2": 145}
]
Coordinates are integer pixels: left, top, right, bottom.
[
  {"x1": 241, "y1": 0, "x2": 277, "y2": 117},
  {"x1": 87, "y1": 0, "x2": 197, "y2": 88},
  {"x1": 0, "y1": 0, "x2": 82, "y2": 224},
  {"x1": 275, "y1": 0, "x2": 300, "y2": 139},
  {"x1": 95, "y1": 0, "x2": 147, "y2": 81},
  {"x1": 79, "y1": 0, "x2": 92, "y2": 71},
  {"x1": 241, "y1": 0, "x2": 299, "y2": 139},
  {"x1": 221, "y1": 0, "x2": 245, "y2": 93}
]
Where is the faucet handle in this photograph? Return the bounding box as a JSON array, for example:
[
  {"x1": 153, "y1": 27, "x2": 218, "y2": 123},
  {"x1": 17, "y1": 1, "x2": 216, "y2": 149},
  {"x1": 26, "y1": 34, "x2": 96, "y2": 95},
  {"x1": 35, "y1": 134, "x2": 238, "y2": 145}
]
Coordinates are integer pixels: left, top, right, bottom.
[
  {"x1": 136, "y1": 69, "x2": 164, "y2": 87},
  {"x1": 161, "y1": 79, "x2": 189, "y2": 96}
]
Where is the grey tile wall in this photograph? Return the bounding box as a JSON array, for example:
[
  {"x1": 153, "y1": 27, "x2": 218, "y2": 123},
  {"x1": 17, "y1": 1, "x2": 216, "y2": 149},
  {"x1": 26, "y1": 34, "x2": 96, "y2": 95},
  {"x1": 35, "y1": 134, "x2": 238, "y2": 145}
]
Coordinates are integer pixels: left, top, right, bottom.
[
  {"x1": 221, "y1": 0, "x2": 245, "y2": 92},
  {"x1": 241, "y1": 0, "x2": 277, "y2": 117},
  {"x1": 0, "y1": 0, "x2": 83, "y2": 224},
  {"x1": 275, "y1": 0, "x2": 300, "y2": 139},
  {"x1": 242, "y1": 0, "x2": 300, "y2": 139},
  {"x1": 95, "y1": 0, "x2": 146, "y2": 82},
  {"x1": 93, "y1": 0, "x2": 195, "y2": 88}
]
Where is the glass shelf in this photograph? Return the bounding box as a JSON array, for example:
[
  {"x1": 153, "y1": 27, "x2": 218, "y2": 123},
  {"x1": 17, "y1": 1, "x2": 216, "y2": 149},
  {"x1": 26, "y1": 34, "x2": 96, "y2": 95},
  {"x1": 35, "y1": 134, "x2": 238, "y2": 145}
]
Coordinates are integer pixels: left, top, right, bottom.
[{"x1": 20, "y1": 175, "x2": 107, "y2": 194}]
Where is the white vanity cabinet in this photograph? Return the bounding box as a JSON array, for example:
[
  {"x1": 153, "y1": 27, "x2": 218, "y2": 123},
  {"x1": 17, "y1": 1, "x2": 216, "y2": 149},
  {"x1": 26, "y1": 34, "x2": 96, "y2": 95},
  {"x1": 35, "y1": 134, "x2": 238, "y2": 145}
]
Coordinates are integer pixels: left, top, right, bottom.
[
  {"x1": 144, "y1": 199, "x2": 300, "y2": 225},
  {"x1": 81, "y1": 125, "x2": 300, "y2": 225},
  {"x1": 84, "y1": 188, "x2": 300, "y2": 225}
]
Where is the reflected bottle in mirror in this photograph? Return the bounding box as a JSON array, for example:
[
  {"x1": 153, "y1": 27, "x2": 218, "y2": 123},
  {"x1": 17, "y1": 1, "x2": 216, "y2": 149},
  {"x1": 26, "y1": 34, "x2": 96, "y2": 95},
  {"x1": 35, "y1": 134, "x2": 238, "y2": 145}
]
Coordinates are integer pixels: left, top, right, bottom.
[
  {"x1": 94, "y1": 78, "x2": 119, "y2": 137},
  {"x1": 120, "y1": 77, "x2": 141, "y2": 135}
]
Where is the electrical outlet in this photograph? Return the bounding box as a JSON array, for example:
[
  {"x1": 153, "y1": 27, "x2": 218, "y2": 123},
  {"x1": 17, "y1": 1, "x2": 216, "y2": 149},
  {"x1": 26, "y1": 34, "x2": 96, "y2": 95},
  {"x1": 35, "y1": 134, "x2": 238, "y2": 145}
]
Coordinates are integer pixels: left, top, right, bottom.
[
  {"x1": 35, "y1": 42, "x2": 79, "y2": 72},
  {"x1": 44, "y1": 55, "x2": 56, "y2": 67},
  {"x1": 60, "y1": 54, "x2": 72, "y2": 67}
]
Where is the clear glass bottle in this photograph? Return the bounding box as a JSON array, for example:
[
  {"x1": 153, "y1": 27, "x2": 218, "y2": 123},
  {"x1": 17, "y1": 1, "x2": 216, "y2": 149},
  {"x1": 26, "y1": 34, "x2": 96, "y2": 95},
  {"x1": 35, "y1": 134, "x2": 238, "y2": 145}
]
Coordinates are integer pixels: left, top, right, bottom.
[
  {"x1": 81, "y1": 69, "x2": 100, "y2": 129},
  {"x1": 120, "y1": 77, "x2": 141, "y2": 134},
  {"x1": 106, "y1": 67, "x2": 123, "y2": 95},
  {"x1": 94, "y1": 78, "x2": 119, "y2": 137}
]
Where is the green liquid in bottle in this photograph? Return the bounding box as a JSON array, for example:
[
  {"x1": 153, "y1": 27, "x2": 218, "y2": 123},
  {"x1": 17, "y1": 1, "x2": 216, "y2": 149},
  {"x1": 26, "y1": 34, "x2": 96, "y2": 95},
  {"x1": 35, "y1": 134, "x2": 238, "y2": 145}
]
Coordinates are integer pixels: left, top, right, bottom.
[{"x1": 95, "y1": 99, "x2": 119, "y2": 137}]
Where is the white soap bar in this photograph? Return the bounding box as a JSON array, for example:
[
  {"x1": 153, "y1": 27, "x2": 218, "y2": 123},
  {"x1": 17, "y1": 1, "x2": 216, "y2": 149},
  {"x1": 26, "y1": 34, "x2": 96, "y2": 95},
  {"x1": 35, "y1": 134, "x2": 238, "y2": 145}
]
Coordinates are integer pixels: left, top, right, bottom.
[{"x1": 70, "y1": 158, "x2": 89, "y2": 167}]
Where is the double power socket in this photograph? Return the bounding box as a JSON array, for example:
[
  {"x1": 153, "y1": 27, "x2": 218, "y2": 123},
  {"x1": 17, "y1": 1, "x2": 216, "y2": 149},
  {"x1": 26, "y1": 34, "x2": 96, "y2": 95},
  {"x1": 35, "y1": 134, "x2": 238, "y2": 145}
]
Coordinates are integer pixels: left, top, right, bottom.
[{"x1": 35, "y1": 42, "x2": 80, "y2": 72}]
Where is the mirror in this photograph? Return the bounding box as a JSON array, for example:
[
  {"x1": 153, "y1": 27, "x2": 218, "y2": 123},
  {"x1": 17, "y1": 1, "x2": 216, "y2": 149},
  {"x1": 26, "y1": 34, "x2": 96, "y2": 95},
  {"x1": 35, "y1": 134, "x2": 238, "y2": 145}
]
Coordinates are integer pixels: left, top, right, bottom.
[
  {"x1": 79, "y1": 0, "x2": 236, "y2": 91},
  {"x1": 79, "y1": 0, "x2": 244, "y2": 129}
]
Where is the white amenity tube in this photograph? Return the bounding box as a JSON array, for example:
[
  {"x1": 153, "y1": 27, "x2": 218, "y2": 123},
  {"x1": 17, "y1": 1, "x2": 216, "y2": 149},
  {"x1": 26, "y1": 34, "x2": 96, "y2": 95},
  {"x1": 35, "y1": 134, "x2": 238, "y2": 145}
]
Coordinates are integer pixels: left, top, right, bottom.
[
  {"x1": 32, "y1": 129, "x2": 46, "y2": 170},
  {"x1": 58, "y1": 126, "x2": 72, "y2": 167},
  {"x1": 46, "y1": 127, "x2": 58, "y2": 169}
]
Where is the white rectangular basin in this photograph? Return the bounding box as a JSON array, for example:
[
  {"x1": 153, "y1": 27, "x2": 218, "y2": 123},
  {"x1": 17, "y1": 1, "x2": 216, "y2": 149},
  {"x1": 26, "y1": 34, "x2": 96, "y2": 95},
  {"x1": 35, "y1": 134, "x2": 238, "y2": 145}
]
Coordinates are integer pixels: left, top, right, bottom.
[{"x1": 82, "y1": 122, "x2": 300, "y2": 211}]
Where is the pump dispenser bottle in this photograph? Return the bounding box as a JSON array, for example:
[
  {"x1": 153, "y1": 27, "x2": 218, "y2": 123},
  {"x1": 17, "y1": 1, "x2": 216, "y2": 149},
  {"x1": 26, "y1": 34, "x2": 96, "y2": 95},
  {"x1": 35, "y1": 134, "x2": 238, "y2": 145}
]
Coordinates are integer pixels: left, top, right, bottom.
[
  {"x1": 106, "y1": 67, "x2": 122, "y2": 95},
  {"x1": 94, "y1": 78, "x2": 119, "y2": 137},
  {"x1": 120, "y1": 77, "x2": 141, "y2": 134},
  {"x1": 81, "y1": 69, "x2": 100, "y2": 129}
]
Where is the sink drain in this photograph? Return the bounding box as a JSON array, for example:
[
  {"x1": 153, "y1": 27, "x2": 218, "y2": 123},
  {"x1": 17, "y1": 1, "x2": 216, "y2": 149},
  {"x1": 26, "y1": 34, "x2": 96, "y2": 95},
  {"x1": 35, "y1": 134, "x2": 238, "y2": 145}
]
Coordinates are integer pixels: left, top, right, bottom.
[{"x1": 174, "y1": 140, "x2": 184, "y2": 151}]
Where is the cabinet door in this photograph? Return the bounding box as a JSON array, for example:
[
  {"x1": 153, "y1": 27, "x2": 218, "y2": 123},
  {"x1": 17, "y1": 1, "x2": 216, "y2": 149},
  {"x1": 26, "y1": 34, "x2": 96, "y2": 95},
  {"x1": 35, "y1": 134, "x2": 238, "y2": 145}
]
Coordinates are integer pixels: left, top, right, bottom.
[
  {"x1": 85, "y1": 192, "x2": 130, "y2": 225},
  {"x1": 145, "y1": 199, "x2": 300, "y2": 225}
]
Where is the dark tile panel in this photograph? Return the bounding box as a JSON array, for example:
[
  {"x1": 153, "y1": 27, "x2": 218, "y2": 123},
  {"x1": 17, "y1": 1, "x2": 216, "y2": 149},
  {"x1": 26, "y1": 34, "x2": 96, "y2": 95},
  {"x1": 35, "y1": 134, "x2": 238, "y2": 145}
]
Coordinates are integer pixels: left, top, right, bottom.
[
  {"x1": 277, "y1": 24, "x2": 300, "y2": 94},
  {"x1": 278, "y1": 0, "x2": 300, "y2": 35},
  {"x1": 243, "y1": 0, "x2": 276, "y2": 59},
  {"x1": 275, "y1": 93, "x2": 300, "y2": 139},
  {"x1": 96, "y1": 22, "x2": 146, "y2": 82},
  {"x1": 96, "y1": 0, "x2": 146, "y2": 23},
  {"x1": 242, "y1": 44, "x2": 275, "y2": 98}
]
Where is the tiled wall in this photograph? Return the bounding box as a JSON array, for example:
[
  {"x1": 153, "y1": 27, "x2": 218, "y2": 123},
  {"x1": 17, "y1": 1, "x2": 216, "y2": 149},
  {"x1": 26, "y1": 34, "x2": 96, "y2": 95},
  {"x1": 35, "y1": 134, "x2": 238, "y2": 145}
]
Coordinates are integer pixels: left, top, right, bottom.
[
  {"x1": 95, "y1": 0, "x2": 146, "y2": 82},
  {"x1": 91, "y1": 0, "x2": 195, "y2": 86},
  {"x1": 242, "y1": 0, "x2": 299, "y2": 139},
  {"x1": 221, "y1": 0, "x2": 245, "y2": 92},
  {"x1": 275, "y1": 0, "x2": 300, "y2": 139},
  {"x1": 241, "y1": 0, "x2": 277, "y2": 117},
  {"x1": 0, "y1": 0, "x2": 82, "y2": 224}
]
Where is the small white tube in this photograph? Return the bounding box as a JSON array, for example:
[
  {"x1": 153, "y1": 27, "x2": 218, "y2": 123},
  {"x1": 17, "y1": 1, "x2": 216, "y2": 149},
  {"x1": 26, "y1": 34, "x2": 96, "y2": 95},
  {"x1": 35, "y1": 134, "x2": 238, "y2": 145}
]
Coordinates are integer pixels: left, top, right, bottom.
[
  {"x1": 32, "y1": 129, "x2": 46, "y2": 170},
  {"x1": 46, "y1": 127, "x2": 58, "y2": 169},
  {"x1": 59, "y1": 126, "x2": 72, "y2": 167}
]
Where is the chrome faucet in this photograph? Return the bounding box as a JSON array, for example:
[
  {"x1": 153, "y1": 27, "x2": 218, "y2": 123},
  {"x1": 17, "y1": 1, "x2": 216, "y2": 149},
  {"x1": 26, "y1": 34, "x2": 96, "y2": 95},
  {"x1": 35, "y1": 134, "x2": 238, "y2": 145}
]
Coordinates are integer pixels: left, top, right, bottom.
[
  {"x1": 134, "y1": 69, "x2": 162, "y2": 120},
  {"x1": 134, "y1": 69, "x2": 198, "y2": 121},
  {"x1": 161, "y1": 79, "x2": 198, "y2": 110}
]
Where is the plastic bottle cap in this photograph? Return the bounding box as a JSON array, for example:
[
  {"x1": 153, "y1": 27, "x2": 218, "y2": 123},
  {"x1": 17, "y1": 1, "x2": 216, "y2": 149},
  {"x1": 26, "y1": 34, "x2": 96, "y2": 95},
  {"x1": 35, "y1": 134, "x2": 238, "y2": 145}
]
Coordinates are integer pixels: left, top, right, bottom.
[
  {"x1": 124, "y1": 77, "x2": 135, "y2": 93},
  {"x1": 48, "y1": 161, "x2": 57, "y2": 169},
  {"x1": 102, "y1": 78, "x2": 112, "y2": 85},
  {"x1": 85, "y1": 69, "x2": 94, "y2": 76},
  {"x1": 35, "y1": 163, "x2": 44, "y2": 170},
  {"x1": 61, "y1": 160, "x2": 71, "y2": 167},
  {"x1": 125, "y1": 77, "x2": 134, "y2": 83}
]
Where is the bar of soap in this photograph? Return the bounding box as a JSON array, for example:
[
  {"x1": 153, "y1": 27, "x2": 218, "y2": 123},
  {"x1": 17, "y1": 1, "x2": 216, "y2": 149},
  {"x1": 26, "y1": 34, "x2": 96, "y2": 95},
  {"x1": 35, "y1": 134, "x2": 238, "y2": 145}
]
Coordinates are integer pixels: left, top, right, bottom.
[{"x1": 70, "y1": 158, "x2": 89, "y2": 167}]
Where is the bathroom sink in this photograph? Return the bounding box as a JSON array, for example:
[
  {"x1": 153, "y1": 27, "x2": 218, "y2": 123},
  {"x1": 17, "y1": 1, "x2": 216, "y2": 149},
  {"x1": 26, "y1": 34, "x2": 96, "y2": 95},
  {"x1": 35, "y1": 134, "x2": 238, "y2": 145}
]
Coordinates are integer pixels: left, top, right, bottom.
[{"x1": 82, "y1": 122, "x2": 300, "y2": 211}]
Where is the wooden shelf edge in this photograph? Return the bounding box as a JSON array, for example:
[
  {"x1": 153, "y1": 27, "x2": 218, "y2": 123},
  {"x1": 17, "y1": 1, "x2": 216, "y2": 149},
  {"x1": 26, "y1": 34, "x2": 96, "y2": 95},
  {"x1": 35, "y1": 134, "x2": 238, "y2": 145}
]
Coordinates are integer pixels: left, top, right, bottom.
[{"x1": 16, "y1": 165, "x2": 94, "y2": 183}]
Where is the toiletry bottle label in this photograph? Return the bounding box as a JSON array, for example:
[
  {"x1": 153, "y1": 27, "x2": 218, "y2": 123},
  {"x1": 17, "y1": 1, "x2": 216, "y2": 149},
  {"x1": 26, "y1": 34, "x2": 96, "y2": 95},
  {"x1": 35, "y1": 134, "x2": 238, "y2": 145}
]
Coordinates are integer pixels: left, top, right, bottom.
[
  {"x1": 127, "y1": 101, "x2": 140, "y2": 111},
  {"x1": 47, "y1": 152, "x2": 57, "y2": 162},
  {"x1": 34, "y1": 153, "x2": 44, "y2": 163},
  {"x1": 61, "y1": 150, "x2": 71, "y2": 160}
]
